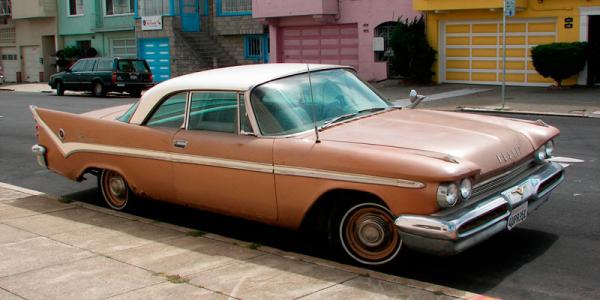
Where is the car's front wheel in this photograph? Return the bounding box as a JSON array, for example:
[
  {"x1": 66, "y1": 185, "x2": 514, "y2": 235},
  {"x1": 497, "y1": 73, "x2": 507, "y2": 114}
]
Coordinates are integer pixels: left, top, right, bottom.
[
  {"x1": 93, "y1": 82, "x2": 106, "y2": 97},
  {"x1": 99, "y1": 170, "x2": 131, "y2": 210},
  {"x1": 331, "y1": 202, "x2": 402, "y2": 265},
  {"x1": 56, "y1": 81, "x2": 64, "y2": 96}
]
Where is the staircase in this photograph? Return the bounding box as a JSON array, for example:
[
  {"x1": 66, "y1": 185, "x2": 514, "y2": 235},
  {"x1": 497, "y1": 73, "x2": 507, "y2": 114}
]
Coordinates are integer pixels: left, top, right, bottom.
[{"x1": 175, "y1": 30, "x2": 239, "y2": 72}]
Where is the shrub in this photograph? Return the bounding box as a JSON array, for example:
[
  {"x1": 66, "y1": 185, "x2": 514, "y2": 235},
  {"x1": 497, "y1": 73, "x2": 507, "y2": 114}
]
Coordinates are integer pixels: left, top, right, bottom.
[
  {"x1": 389, "y1": 16, "x2": 437, "y2": 83},
  {"x1": 531, "y1": 42, "x2": 588, "y2": 87}
]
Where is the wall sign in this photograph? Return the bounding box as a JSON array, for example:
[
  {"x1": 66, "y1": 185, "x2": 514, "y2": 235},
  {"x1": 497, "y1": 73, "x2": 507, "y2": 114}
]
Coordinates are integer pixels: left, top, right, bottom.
[
  {"x1": 564, "y1": 16, "x2": 573, "y2": 29},
  {"x1": 142, "y1": 16, "x2": 163, "y2": 31}
]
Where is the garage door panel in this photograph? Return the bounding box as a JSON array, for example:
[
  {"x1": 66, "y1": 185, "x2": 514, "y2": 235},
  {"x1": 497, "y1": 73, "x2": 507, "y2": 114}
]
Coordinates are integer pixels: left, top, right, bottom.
[
  {"x1": 442, "y1": 19, "x2": 556, "y2": 85},
  {"x1": 280, "y1": 24, "x2": 358, "y2": 70},
  {"x1": 472, "y1": 48, "x2": 497, "y2": 57},
  {"x1": 472, "y1": 72, "x2": 497, "y2": 81},
  {"x1": 447, "y1": 60, "x2": 469, "y2": 69},
  {"x1": 140, "y1": 38, "x2": 170, "y2": 82},
  {"x1": 0, "y1": 47, "x2": 18, "y2": 82},
  {"x1": 507, "y1": 23, "x2": 526, "y2": 32},
  {"x1": 446, "y1": 72, "x2": 469, "y2": 80},
  {"x1": 447, "y1": 24, "x2": 469, "y2": 33},
  {"x1": 528, "y1": 23, "x2": 555, "y2": 32},
  {"x1": 472, "y1": 36, "x2": 498, "y2": 45},
  {"x1": 528, "y1": 35, "x2": 554, "y2": 45},
  {"x1": 472, "y1": 60, "x2": 496, "y2": 69},
  {"x1": 472, "y1": 24, "x2": 497, "y2": 33},
  {"x1": 446, "y1": 48, "x2": 470, "y2": 57}
]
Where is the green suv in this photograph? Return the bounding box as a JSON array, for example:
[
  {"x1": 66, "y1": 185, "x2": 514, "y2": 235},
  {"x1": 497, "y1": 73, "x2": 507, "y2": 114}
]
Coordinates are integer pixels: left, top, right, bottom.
[{"x1": 49, "y1": 58, "x2": 154, "y2": 97}]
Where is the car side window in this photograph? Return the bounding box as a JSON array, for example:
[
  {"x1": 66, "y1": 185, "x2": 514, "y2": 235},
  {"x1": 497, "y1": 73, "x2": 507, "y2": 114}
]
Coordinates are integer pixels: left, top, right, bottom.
[
  {"x1": 85, "y1": 60, "x2": 97, "y2": 72},
  {"x1": 188, "y1": 92, "x2": 238, "y2": 133},
  {"x1": 96, "y1": 59, "x2": 114, "y2": 71},
  {"x1": 70, "y1": 60, "x2": 86, "y2": 72},
  {"x1": 146, "y1": 92, "x2": 188, "y2": 128}
]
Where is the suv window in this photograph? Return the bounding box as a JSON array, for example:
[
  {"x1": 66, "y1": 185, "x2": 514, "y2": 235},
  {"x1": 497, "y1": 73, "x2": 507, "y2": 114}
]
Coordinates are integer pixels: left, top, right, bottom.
[
  {"x1": 70, "y1": 60, "x2": 87, "y2": 72},
  {"x1": 96, "y1": 59, "x2": 114, "y2": 71},
  {"x1": 188, "y1": 92, "x2": 238, "y2": 133},
  {"x1": 146, "y1": 92, "x2": 188, "y2": 128},
  {"x1": 84, "y1": 59, "x2": 97, "y2": 72}
]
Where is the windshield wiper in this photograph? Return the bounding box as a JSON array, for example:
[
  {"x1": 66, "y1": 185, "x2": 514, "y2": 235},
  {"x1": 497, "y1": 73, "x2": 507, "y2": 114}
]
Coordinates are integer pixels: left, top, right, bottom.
[
  {"x1": 319, "y1": 113, "x2": 358, "y2": 130},
  {"x1": 357, "y1": 107, "x2": 387, "y2": 114}
]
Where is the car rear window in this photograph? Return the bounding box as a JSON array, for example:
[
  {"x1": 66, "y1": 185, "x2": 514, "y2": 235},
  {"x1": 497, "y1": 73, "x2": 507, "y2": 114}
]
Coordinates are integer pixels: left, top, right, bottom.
[{"x1": 118, "y1": 60, "x2": 150, "y2": 73}]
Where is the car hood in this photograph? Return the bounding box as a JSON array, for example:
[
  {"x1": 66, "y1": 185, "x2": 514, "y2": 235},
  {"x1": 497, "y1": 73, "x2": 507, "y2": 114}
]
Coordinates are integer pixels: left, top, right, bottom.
[{"x1": 317, "y1": 109, "x2": 557, "y2": 175}]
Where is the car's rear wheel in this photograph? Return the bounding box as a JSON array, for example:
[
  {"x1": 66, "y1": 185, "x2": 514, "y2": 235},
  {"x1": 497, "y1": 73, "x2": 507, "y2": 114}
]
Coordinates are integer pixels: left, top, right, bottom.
[
  {"x1": 331, "y1": 202, "x2": 402, "y2": 265},
  {"x1": 56, "y1": 81, "x2": 64, "y2": 96},
  {"x1": 99, "y1": 170, "x2": 130, "y2": 210},
  {"x1": 93, "y1": 82, "x2": 106, "y2": 97}
]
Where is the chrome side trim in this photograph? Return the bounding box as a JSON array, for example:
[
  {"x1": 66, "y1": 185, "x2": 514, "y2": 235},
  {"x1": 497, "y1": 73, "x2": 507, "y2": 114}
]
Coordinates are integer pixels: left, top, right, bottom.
[
  {"x1": 30, "y1": 106, "x2": 425, "y2": 188},
  {"x1": 274, "y1": 165, "x2": 425, "y2": 189}
]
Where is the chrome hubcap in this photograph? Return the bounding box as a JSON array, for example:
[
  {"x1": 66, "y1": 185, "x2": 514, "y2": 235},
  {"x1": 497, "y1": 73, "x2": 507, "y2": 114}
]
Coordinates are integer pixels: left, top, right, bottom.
[
  {"x1": 357, "y1": 216, "x2": 388, "y2": 247},
  {"x1": 109, "y1": 176, "x2": 126, "y2": 198}
]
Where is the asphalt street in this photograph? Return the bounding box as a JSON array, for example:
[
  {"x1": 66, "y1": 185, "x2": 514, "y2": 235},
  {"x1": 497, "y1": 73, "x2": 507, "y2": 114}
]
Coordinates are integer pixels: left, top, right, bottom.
[{"x1": 1, "y1": 91, "x2": 599, "y2": 299}]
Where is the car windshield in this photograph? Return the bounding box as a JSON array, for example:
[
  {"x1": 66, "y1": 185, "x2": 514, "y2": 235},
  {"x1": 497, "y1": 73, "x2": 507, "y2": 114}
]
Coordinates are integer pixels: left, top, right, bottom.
[
  {"x1": 250, "y1": 68, "x2": 392, "y2": 136},
  {"x1": 117, "y1": 101, "x2": 139, "y2": 123}
]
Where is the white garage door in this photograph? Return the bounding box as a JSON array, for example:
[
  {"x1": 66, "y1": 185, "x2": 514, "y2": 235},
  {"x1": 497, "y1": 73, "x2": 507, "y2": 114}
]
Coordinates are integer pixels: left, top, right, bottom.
[
  {"x1": 440, "y1": 19, "x2": 557, "y2": 86},
  {"x1": 0, "y1": 47, "x2": 18, "y2": 83},
  {"x1": 22, "y1": 46, "x2": 41, "y2": 82},
  {"x1": 279, "y1": 24, "x2": 359, "y2": 70}
]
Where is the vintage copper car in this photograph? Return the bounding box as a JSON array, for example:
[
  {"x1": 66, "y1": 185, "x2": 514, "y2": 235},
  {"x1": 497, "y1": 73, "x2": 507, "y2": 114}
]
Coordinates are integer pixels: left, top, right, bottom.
[{"x1": 30, "y1": 64, "x2": 564, "y2": 266}]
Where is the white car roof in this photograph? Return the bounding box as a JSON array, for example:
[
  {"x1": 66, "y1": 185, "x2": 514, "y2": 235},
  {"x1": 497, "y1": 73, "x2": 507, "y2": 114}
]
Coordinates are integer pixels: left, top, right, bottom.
[{"x1": 131, "y1": 63, "x2": 347, "y2": 124}]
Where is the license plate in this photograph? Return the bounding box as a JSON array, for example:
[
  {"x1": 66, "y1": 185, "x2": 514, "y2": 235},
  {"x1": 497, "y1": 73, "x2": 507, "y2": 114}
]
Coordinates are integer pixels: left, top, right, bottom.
[
  {"x1": 507, "y1": 202, "x2": 528, "y2": 230},
  {"x1": 130, "y1": 75, "x2": 138, "y2": 80},
  {"x1": 117, "y1": 83, "x2": 125, "y2": 87}
]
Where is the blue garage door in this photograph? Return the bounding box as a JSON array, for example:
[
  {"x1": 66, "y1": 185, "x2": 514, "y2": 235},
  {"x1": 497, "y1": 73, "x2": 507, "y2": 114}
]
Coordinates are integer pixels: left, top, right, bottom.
[{"x1": 139, "y1": 38, "x2": 170, "y2": 82}]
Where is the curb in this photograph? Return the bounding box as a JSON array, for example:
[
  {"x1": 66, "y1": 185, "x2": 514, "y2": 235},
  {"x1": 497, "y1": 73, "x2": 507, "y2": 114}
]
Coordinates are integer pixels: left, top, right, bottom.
[
  {"x1": 459, "y1": 107, "x2": 594, "y2": 118},
  {"x1": 0, "y1": 181, "x2": 495, "y2": 300}
]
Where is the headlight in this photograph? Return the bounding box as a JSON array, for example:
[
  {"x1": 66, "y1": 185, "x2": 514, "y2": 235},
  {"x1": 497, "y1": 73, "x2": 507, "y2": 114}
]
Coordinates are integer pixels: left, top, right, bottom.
[
  {"x1": 437, "y1": 183, "x2": 459, "y2": 208},
  {"x1": 459, "y1": 178, "x2": 472, "y2": 199},
  {"x1": 545, "y1": 140, "x2": 554, "y2": 157},
  {"x1": 534, "y1": 146, "x2": 547, "y2": 162}
]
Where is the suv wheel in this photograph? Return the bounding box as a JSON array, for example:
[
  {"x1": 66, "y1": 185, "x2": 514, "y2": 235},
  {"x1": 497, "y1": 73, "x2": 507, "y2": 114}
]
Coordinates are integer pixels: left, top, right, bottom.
[
  {"x1": 93, "y1": 82, "x2": 106, "y2": 97},
  {"x1": 56, "y1": 81, "x2": 65, "y2": 96}
]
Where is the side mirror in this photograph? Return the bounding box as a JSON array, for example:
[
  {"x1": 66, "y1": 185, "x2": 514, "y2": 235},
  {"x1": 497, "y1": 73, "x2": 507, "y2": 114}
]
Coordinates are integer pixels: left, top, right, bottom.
[{"x1": 407, "y1": 89, "x2": 426, "y2": 109}]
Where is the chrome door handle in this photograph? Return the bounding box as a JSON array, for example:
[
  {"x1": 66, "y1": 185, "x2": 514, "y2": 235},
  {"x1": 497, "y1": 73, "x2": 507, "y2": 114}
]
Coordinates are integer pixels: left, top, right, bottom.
[{"x1": 174, "y1": 140, "x2": 188, "y2": 148}]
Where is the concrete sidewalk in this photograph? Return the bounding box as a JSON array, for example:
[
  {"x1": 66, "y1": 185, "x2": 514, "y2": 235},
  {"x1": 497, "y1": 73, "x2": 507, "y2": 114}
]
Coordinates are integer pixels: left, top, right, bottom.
[{"x1": 0, "y1": 183, "x2": 491, "y2": 300}]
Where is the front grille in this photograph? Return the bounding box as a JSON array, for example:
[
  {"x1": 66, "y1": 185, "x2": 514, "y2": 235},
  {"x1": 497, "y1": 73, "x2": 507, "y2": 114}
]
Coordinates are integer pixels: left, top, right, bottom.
[
  {"x1": 538, "y1": 170, "x2": 564, "y2": 196},
  {"x1": 471, "y1": 159, "x2": 536, "y2": 198},
  {"x1": 457, "y1": 203, "x2": 509, "y2": 235}
]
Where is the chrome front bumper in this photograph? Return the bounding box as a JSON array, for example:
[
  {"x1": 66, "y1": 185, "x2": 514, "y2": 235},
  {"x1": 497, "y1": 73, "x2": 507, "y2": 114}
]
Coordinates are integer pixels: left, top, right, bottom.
[
  {"x1": 394, "y1": 161, "x2": 564, "y2": 255},
  {"x1": 32, "y1": 144, "x2": 48, "y2": 168}
]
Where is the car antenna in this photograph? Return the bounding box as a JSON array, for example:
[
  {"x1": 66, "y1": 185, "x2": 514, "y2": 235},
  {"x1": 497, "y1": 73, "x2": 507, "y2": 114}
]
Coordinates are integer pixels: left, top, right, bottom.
[{"x1": 306, "y1": 64, "x2": 321, "y2": 143}]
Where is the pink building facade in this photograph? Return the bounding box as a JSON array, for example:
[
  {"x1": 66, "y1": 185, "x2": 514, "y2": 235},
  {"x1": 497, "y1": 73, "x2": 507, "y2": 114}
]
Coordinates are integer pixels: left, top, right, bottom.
[{"x1": 252, "y1": 0, "x2": 419, "y2": 81}]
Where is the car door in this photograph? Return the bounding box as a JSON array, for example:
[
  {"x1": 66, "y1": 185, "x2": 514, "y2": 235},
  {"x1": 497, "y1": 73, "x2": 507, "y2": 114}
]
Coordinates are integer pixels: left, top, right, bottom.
[
  {"x1": 63, "y1": 59, "x2": 85, "y2": 89},
  {"x1": 171, "y1": 91, "x2": 277, "y2": 222},
  {"x1": 81, "y1": 59, "x2": 97, "y2": 91}
]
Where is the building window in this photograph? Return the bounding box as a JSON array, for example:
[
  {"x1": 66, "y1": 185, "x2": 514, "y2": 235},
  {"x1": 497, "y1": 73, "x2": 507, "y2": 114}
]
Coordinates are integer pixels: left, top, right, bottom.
[
  {"x1": 112, "y1": 39, "x2": 137, "y2": 58},
  {"x1": 244, "y1": 34, "x2": 268, "y2": 62},
  {"x1": 0, "y1": 0, "x2": 10, "y2": 16},
  {"x1": 106, "y1": 0, "x2": 134, "y2": 15},
  {"x1": 0, "y1": 27, "x2": 15, "y2": 43},
  {"x1": 139, "y1": 0, "x2": 169, "y2": 16},
  {"x1": 68, "y1": 0, "x2": 84, "y2": 16},
  {"x1": 217, "y1": 0, "x2": 251, "y2": 16}
]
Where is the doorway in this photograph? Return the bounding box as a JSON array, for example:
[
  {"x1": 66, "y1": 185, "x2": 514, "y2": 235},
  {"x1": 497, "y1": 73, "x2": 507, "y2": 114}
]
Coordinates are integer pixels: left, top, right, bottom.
[
  {"x1": 588, "y1": 16, "x2": 600, "y2": 85},
  {"x1": 181, "y1": 0, "x2": 200, "y2": 32}
]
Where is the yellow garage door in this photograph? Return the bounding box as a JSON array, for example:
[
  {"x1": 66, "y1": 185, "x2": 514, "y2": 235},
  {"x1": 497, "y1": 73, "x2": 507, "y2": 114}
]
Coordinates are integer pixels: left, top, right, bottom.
[{"x1": 441, "y1": 19, "x2": 556, "y2": 86}]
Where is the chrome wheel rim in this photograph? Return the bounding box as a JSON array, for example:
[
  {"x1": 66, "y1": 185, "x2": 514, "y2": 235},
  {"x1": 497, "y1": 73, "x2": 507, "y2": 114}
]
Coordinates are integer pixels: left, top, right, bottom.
[
  {"x1": 94, "y1": 83, "x2": 102, "y2": 95},
  {"x1": 340, "y1": 203, "x2": 401, "y2": 265},
  {"x1": 101, "y1": 170, "x2": 128, "y2": 209}
]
